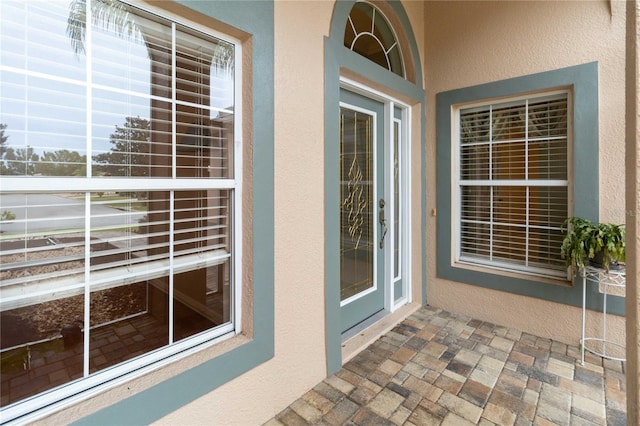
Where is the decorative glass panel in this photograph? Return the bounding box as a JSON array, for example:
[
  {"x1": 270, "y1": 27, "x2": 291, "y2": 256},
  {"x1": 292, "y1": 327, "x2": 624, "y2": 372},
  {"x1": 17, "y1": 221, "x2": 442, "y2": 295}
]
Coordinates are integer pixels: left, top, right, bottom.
[
  {"x1": 344, "y1": 2, "x2": 403, "y2": 77},
  {"x1": 393, "y1": 121, "x2": 400, "y2": 280},
  {"x1": 340, "y1": 107, "x2": 374, "y2": 301}
]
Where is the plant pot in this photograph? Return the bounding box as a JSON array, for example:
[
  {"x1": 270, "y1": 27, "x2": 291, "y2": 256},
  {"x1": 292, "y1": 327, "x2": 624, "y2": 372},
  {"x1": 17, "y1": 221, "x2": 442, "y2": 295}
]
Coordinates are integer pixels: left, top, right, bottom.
[{"x1": 589, "y1": 251, "x2": 624, "y2": 271}]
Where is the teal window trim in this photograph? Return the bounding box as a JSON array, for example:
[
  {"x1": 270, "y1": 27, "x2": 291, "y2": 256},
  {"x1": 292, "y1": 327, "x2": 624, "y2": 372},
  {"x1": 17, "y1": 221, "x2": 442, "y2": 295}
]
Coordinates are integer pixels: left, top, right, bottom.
[
  {"x1": 325, "y1": 0, "x2": 426, "y2": 375},
  {"x1": 73, "y1": 2, "x2": 274, "y2": 424},
  {"x1": 436, "y1": 62, "x2": 623, "y2": 315}
]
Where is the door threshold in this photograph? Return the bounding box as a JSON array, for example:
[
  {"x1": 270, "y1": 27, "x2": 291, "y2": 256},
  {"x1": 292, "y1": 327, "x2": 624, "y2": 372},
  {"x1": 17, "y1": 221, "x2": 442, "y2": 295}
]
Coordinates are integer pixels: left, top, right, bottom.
[
  {"x1": 342, "y1": 310, "x2": 389, "y2": 342},
  {"x1": 341, "y1": 302, "x2": 422, "y2": 364}
]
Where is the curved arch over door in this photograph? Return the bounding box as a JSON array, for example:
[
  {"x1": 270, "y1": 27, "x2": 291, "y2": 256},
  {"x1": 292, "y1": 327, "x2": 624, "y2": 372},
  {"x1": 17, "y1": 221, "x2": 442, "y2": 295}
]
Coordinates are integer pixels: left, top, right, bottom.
[
  {"x1": 344, "y1": 1, "x2": 405, "y2": 77},
  {"x1": 329, "y1": 1, "x2": 421, "y2": 84},
  {"x1": 324, "y1": 0, "x2": 426, "y2": 374}
]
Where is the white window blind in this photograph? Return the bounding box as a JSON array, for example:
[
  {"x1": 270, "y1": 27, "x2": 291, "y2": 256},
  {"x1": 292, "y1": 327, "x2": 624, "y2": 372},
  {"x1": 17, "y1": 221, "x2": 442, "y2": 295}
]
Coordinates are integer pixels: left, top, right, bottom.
[
  {"x1": 457, "y1": 93, "x2": 569, "y2": 278},
  {"x1": 0, "y1": 0, "x2": 240, "y2": 417}
]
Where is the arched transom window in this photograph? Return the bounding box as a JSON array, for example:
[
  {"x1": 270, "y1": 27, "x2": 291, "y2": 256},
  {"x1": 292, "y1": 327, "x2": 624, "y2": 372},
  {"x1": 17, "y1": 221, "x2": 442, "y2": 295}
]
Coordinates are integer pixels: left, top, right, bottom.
[{"x1": 344, "y1": 1, "x2": 404, "y2": 77}]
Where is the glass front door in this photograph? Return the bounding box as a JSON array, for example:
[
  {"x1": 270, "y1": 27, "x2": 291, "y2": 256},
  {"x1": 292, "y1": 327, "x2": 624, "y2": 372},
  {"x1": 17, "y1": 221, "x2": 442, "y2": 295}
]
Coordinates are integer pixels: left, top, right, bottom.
[{"x1": 339, "y1": 88, "x2": 386, "y2": 332}]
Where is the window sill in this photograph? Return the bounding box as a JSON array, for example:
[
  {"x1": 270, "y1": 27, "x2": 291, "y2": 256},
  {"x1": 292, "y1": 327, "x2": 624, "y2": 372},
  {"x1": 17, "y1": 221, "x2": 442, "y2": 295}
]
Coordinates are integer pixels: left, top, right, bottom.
[
  {"x1": 16, "y1": 332, "x2": 253, "y2": 425},
  {"x1": 452, "y1": 260, "x2": 573, "y2": 288}
]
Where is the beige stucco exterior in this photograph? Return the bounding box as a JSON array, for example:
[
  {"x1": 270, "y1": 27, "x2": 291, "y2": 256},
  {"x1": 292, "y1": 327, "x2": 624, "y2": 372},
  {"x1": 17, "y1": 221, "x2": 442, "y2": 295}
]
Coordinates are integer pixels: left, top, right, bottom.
[
  {"x1": 29, "y1": 1, "x2": 636, "y2": 424},
  {"x1": 625, "y1": 1, "x2": 640, "y2": 422},
  {"x1": 157, "y1": 2, "x2": 334, "y2": 424},
  {"x1": 155, "y1": 2, "x2": 426, "y2": 424},
  {"x1": 425, "y1": 0, "x2": 627, "y2": 349},
  {"x1": 156, "y1": 1, "x2": 628, "y2": 424}
]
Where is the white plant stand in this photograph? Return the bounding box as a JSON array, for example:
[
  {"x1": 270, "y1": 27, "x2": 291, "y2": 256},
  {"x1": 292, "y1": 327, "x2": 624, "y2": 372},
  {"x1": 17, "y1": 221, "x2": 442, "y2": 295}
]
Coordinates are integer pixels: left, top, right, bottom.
[{"x1": 580, "y1": 265, "x2": 626, "y2": 365}]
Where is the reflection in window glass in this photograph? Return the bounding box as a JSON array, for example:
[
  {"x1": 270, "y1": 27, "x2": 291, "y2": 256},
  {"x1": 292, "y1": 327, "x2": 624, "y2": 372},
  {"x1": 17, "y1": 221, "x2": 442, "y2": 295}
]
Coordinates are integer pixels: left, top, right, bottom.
[
  {"x1": 0, "y1": 0, "x2": 240, "y2": 416},
  {"x1": 0, "y1": 2, "x2": 87, "y2": 79}
]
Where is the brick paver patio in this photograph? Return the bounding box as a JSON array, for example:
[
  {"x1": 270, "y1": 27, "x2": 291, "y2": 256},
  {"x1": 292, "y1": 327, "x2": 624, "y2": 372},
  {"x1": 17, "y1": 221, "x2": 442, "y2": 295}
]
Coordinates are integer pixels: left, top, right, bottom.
[{"x1": 267, "y1": 306, "x2": 626, "y2": 426}]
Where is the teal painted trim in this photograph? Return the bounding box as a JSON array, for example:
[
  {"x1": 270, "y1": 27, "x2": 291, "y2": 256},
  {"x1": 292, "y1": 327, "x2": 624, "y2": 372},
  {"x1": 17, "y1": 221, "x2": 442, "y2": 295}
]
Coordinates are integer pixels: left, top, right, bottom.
[
  {"x1": 325, "y1": 0, "x2": 426, "y2": 375},
  {"x1": 73, "y1": 1, "x2": 275, "y2": 424},
  {"x1": 73, "y1": 341, "x2": 273, "y2": 426},
  {"x1": 324, "y1": 37, "x2": 342, "y2": 375},
  {"x1": 435, "y1": 62, "x2": 623, "y2": 315},
  {"x1": 331, "y1": 41, "x2": 421, "y2": 100}
]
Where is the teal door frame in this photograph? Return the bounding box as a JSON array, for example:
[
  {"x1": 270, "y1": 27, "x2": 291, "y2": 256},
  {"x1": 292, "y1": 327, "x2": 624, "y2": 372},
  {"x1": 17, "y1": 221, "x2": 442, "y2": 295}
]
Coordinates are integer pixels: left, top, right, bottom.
[{"x1": 324, "y1": 0, "x2": 426, "y2": 375}]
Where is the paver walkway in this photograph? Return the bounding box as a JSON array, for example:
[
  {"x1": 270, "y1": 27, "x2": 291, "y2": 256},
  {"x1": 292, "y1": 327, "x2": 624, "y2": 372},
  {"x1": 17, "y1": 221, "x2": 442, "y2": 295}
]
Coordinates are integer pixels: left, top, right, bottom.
[{"x1": 267, "y1": 306, "x2": 626, "y2": 426}]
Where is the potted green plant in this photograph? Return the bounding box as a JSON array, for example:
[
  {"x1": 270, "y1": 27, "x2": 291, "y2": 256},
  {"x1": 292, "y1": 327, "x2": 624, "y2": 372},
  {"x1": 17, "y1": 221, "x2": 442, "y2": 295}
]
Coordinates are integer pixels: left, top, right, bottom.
[{"x1": 560, "y1": 217, "x2": 625, "y2": 275}]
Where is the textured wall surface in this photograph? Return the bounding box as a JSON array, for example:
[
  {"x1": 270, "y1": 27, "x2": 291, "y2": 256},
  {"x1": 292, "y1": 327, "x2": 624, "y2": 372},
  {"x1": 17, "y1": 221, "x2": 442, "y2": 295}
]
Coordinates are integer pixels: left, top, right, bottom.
[
  {"x1": 155, "y1": 1, "x2": 333, "y2": 424},
  {"x1": 29, "y1": 1, "x2": 631, "y2": 424},
  {"x1": 625, "y1": 1, "x2": 639, "y2": 422},
  {"x1": 424, "y1": 0, "x2": 627, "y2": 346}
]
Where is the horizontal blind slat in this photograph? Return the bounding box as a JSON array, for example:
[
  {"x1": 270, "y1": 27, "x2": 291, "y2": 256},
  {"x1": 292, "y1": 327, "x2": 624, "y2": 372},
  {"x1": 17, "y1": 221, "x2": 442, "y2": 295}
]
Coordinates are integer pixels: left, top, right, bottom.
[{"x1": 1, "y1": 250, "x2": 230, "y2": 311}]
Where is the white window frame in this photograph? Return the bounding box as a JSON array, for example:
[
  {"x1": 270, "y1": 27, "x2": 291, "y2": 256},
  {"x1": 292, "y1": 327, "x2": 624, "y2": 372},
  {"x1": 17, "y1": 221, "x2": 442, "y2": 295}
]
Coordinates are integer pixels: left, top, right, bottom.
[
  {"x1": 0, "y1": 1, "x2": 243, "y2": 422},
  {"x1": 452, "y1": 89, "x2": 572, "y2": 280}
]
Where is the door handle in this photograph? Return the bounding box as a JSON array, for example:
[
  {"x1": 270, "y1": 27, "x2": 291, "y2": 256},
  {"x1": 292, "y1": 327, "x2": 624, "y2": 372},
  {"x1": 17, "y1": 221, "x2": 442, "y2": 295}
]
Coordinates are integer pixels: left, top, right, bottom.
[{"x1": 378, "y1": 198, "x2": 387, "y2": 249}]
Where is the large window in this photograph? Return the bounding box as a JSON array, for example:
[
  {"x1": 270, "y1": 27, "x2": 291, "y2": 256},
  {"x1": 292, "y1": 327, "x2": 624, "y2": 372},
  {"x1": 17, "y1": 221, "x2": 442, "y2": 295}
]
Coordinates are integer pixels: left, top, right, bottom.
[
  {"x1": 454, "y1": 92, "x2": 570, "y2": 279},
  {"x1": 0, "y1": 0, "x2": 240, "y2": 418}
]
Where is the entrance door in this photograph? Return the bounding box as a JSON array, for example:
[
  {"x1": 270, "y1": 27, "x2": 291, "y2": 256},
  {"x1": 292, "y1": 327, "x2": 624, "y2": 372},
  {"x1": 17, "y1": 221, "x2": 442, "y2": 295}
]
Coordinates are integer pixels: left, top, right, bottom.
[{"x1": 339, "y1": 88, "x2": 387, "y2": 332}]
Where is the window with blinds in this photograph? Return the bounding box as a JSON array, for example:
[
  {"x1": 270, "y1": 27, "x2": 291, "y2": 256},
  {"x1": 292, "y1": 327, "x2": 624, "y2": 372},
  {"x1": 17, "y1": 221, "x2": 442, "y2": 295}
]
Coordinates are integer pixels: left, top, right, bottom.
[
  {"x1": 0, "y1": 0, "x2": 240, "y2": 414},
  {"x1": 456, "y1": 92, "x2": 570, "y2": 279}
]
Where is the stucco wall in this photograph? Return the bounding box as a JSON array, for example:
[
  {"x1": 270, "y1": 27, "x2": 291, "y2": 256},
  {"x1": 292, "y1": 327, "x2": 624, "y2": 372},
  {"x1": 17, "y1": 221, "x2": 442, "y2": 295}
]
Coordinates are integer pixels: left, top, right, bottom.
[
  {"x1": 155, "y1": 1, "x2": 427, "y2": 424},
  {"x1": 624, "y1": 1, "x2": 640, "y2": 421},
  {"x1": 26, "y1": 1, "x2": 427, "y2": 424},
  {"x1": 27, "y1": 1, "x2": 628, "y2": 424},
  {"x1": 424, "y1": 1, "x2": 627, "y2": 346},
  {"x1": 153, "y1": 1, "x2": 333, "y2": 424}
]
